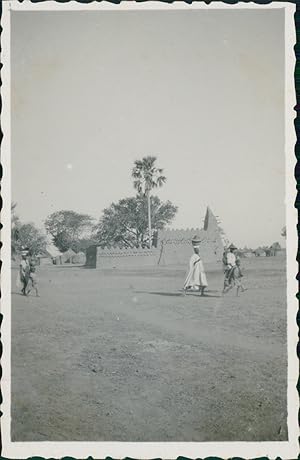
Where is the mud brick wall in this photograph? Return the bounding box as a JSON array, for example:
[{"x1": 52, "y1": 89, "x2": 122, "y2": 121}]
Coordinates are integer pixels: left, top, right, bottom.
[
  {"x1": 85, "y1": 207, "x2": 224, "y2": 269},
  {"x1": 157, "y1": 208, "x2": 224, "y2": 265},
  {"x1": 86, "y1": 246, "x2": 97, "y2": 268},
  {"x1": 157, "y1": 229, "x2": 223, "y2": 266},
  {"x1": 86, "y1": 246, "x2": 160, "y2": 269}
]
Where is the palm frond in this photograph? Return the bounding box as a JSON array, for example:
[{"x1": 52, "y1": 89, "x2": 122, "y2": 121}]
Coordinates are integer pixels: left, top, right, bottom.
[
  {"x1": 132, "y1": 156, "x2": 166, "y2": 194},
  {"x1": 133, "y1": 180, "x2": 143, "y2": 194}
]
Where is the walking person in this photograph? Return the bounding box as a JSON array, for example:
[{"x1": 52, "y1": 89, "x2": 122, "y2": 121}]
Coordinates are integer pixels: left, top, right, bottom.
[
  {"x1": 226, "y1": 243, "x2": 237, "y2": 269},
  {"x1": 26, "y1": 257, "x2": 39, "y2": 297},
  {"x1": 235, "y1": 258, "x2": 246, "y2": 297},
  {"x1": 222, "y1": 243, "x2": 237, "y2": 293},
  {"x1": 222, "y1": 243, "x2": 245, "y2": 295},
  {"x1": 183, "y1": 236, "x2": 208, "y2": 296},
  {"x1": 19, "y1": 249, "x2": 30, "y2": 295}
]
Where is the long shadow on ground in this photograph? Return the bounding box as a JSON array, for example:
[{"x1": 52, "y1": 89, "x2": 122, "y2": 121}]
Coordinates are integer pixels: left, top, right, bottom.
[{"x1": 135, "y1": 290, "x2": 222, "y2": 298}]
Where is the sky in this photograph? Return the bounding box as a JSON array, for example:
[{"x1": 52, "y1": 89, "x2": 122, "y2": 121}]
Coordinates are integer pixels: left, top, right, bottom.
[{"x1": 11, "y1": 8, "x2": 286, "y2": 248}]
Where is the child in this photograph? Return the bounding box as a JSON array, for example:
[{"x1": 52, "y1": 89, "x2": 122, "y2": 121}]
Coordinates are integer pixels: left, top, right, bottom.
[
  {"x1": 26, "y1": 259, "x2": 39, "y2": 297},
  {"x1": 235, "y1": 259, "x2": 246, "y2": 297},
  {"x1": 19, "y1": 251, "x2": 30, "y2": 295}
]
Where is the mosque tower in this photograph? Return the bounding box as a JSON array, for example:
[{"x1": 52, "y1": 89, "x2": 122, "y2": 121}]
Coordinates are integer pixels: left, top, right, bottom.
[{"x1": 204, "y1": 206, "x2": 229, "y2": 247}]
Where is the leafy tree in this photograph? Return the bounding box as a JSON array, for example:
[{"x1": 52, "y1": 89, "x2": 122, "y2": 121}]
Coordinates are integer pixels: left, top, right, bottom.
[
  {"x1": 132, "y1": 156, "x2": 166, "y2": 248},
  {"x1": 45, "y1": 210, "x2": 94, "y2": 253},
  {"x1": 71, "y1": 238, "x2": 98, "y2": 253},
  {"x1": 94, "y1": 195, "x2": 177, "y2": 248},
  {"x1": 17, "y1": 223, "x2": 47, "y2": 256}
]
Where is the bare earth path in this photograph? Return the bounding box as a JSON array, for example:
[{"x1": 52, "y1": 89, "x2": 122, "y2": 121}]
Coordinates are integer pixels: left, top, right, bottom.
[{"x1": 11, "y1": 257, "x2": 287, "y2": 441}]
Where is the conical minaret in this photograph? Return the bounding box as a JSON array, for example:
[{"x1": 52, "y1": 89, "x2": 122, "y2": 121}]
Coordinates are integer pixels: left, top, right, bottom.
[{"x1": 203, "y1": 206, "x2": 219, "y2": 232}]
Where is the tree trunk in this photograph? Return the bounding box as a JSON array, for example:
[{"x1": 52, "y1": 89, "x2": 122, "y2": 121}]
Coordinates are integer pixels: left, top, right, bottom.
[{"x1": 147, "y1": 190, "x2": 152, "y2": 249}]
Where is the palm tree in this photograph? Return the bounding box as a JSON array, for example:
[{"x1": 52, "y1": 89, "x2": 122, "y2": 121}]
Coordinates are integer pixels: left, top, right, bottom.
[
  {"x1": 11, "y1": 202, "x2": 20, "y2": 257},
  {"x1": 132, "y1": 156, "x2": 166, "y2": 248}
]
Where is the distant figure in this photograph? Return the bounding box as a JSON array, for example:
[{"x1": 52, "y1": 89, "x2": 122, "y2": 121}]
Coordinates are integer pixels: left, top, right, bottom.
[
  {"x1": 184, "y1": 245, "x2": 208, "y2": 296},
  {"x1": 19, "y1": 250, "x2": 30, "y2": 295},
  {"x1": 235, "y1": 259, "x2": 246, "y2": 297},
  {"x1": 223, "y1": 243, "x2": 245, "y2": 295},
  {"x1": 222, "y1": 248, "x2": 228, "y2": 269},
  {"x1": 26, "y1": 258, "x2": 39, "y2": 297},
  {"x1": 226, "y1": 244, "x2": 237, "y2": 268},
  {"x1": 223, "y1": 243, "x2": 237, "y2": 292}
]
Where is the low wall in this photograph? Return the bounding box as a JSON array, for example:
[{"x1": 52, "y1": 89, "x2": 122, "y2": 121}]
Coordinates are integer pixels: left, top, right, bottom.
[
  {"x1": 86, "y1": 233, "x2": 223, "y2": 269},
  {"x1": 86, "y1": 246, "x2": 160, "y2": 269}
]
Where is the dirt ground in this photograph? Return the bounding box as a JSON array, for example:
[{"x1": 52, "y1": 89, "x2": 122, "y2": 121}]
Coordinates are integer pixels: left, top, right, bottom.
[{"x1": 11, "y1": 256, "x2": 287, "y2": 442}]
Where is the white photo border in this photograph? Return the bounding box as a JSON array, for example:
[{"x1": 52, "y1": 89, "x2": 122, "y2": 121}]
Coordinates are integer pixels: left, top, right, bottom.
[{"x1": 1, "y1": 1, "x2": 298, "y2": 458}]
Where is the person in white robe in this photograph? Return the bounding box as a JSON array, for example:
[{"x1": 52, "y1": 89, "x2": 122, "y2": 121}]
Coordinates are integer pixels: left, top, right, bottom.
[{"x1": 183, "y1": 246, "x2": 208, "y2": 296}]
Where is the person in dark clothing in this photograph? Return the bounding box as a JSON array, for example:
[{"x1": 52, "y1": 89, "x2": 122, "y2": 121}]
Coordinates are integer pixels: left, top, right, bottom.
[{"x1": 26, "y1": 258, "x2": 39, "y2": 297}]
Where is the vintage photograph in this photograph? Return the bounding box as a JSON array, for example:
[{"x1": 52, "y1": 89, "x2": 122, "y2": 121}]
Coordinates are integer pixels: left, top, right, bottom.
[{"x1": 1, "y1": 1, "x2": 298, "y2": 459}]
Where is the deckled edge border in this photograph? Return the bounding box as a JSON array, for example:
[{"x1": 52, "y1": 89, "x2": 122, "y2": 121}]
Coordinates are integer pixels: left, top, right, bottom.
[{"x1": 0, "y1": 1, "x2": 297, "y2": 460}]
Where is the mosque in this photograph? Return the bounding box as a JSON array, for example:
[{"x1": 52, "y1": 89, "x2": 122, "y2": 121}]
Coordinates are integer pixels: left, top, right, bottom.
[{"x1": 85, "y1": 207, "x2": 225, "y2": 269}]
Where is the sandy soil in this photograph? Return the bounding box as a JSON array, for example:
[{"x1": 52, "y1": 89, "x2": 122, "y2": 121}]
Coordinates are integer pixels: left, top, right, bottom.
[{"x1": 11, "y1": 256, "x2": 287, "y2": 442}]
